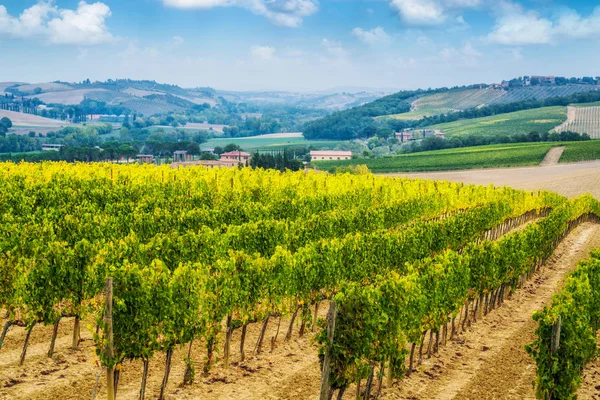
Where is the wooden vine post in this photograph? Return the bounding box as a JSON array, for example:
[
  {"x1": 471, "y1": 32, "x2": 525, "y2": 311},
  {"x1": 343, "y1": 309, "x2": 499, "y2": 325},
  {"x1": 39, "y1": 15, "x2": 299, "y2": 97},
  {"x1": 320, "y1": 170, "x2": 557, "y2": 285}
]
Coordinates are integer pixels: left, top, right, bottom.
[
  {"x1": 319, "y1": 301, "x2": 337, "y2": 400},
  {"x1": 105, "y1": 277, "x2": 115, "y2": 400},
  {"x1": 551, "y1": 315, "x2": 561, "y2": 354}
]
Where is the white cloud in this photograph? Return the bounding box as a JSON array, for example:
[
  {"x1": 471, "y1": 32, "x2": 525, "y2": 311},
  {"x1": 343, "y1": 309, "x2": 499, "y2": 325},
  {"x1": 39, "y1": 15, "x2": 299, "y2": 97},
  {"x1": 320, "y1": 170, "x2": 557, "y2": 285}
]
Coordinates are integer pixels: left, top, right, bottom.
[
  {"x1": 48, "y1": 1, "x2": 113, "y2": 44},
  {"x1": 171, "y1": 35, "x2": 185, "y2": 47},
  {"x1": 164, "y1": 0, "x2": 318, "y2": 27},
  {"x1": 487, "y1": 6, "x2": 553, "y2": 45},
  {"x1": 554, "y1": 8, "x2": 600, "y2": 39},
  {"x1": 390, "y1": 0, "x2": 445, "y2": 25},
  {"x1": 389, "y1": 0, "x2": 478, "y2": 25},
  {"x1": 0, "y1": 1, "x2": 113, "y2": 45},
  {"x1": 250, "y1": 45, "x2": 276, "y2": 60},
  {"x1": 488, "y1": 3, "x2": 600, "y2": 45},
  {"x1": 321, "y1": 38, "x2": 349, "y2": 58},
  {"x1": 352, "y1": 26, "x2": 391, "y2": 46},
  {"x1": 438, "y1": 42, "x2": 481, "y2": 65}
]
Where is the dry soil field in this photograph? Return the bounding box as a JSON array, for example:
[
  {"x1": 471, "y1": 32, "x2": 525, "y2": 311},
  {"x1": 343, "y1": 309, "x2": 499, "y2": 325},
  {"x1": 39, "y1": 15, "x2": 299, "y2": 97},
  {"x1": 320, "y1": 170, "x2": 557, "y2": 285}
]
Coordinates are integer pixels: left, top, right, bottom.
[
  {"x1": 0, "y1": 110, "x2": 66, "y2": 129},
  {"x1": 389, "y1": 160, "x2": 600, "y2": 200}
]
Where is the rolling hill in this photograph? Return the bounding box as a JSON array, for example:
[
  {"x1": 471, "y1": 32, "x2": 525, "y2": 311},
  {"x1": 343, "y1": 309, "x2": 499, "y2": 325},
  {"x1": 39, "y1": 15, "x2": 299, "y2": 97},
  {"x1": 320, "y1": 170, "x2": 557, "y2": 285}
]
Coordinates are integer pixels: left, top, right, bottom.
[
  {"x1": 1, "y1": 80, "x2": 390, "y2": 117},
  {"x1": 383, "y1": 85, "x2": 600, "y2": 120},
  {"x1": 304, "y1": 80, "x2": 600, "y2": 140},
  {"x1": 0, "y1": 109, "x2": 67, "y2": 128},
  {"x1": 430, "y1": 107, "x2": 567, "y2": 138}
]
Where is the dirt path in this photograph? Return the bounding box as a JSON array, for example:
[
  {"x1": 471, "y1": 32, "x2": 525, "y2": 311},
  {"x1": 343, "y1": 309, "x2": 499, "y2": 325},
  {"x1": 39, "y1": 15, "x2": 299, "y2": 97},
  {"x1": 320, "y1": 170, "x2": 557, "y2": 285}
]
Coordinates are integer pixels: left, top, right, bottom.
[
  {"x1": 539, "y1": 146, "x2": 565, "y2": 166},
  {"x1": 0, "y1": 303, "x2": 327, "y2": 400},
  {"x1": 552, "y1": 106, "x2": 576, "y2": 132},
  {"x1": 579, "y1": 337, "x2": 600, "y2": 399},
  {"x1": 386, "y1": 160, "x2": 600, "y2": 200},
  {"x1": 378, "y1": 223, "x2": 600, "y2": 400}
]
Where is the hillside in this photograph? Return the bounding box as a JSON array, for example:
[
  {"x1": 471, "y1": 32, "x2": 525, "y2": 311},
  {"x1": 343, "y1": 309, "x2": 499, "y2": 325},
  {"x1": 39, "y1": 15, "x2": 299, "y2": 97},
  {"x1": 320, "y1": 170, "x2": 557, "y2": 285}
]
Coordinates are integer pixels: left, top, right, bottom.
[
  {"x1": 553, "y1": 104, "x2": 600, "y2": 139},
  {"x1": 0, "y1": 80, "x2": 389, "y2": 116},
  {"x1": 430, "y1": 106, "x2": 567, "y2": 137},
  {"x1": 304, "y1": 81, "x2": 600, "y2": 140},
  {"x1": 384, "y1": 85, "x2": 600, "y2": 120},
  {"x1": 0, "y1": 109, "x2": 67, "y2": 128}
]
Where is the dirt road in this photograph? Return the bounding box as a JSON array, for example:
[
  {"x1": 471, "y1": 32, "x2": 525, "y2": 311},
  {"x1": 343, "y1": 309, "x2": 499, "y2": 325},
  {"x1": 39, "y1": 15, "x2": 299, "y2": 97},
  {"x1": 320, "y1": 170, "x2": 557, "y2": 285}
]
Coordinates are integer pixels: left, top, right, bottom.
[
  {"x1": 552, "y1": 106, "x2": 576, "y2": 133},
  {"x1": 386, "y1": 160, "x2": 600, "y2": 199},
  {"x1": 539, "y1": 146, "x2": 565, "y2": 166}
]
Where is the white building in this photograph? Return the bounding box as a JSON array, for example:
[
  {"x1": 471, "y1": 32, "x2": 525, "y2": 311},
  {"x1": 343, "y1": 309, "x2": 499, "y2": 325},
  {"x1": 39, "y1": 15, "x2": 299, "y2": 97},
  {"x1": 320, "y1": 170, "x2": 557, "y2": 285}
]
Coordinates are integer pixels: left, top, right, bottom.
[
  {"x1": 310, "y1": 150, "x2": 352, "y2": 161},
  {"x1": 42, "y1": 144, "x2": 63, "y2": 152}
]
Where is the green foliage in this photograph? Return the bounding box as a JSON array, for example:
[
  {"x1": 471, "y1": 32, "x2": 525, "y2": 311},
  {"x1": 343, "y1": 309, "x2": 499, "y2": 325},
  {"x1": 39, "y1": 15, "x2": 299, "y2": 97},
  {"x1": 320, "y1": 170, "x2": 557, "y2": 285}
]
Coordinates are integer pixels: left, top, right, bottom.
[
  {"x1": 322, "y1": 196, "x2": 598, "y2": 395},
  {"x1": 316, "y1": 143, "x2": 555, "y2": 173},
  {"x1": 250, "y1": 150, "x2": 304, "y2": 171},
  {"x1": 526, "y1": 253, "x2": 600, "y2": 400},
  {"x1": 560, "y1": 140, "x2": 600, "y2": 163},
  {"x1": 429, "y1": 107, "x2": 567, "y2": 138}
]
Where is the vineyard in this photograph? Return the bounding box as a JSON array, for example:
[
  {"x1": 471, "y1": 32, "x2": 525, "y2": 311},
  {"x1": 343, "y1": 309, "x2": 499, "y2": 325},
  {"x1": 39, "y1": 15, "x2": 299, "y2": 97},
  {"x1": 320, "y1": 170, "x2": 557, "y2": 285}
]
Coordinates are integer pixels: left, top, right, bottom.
[
  {"x1": 314, "y1": 143, "x2": 556, "y2": 173},
  {"x1": 382, "y1": 86, "x2": 600, "y2": 120},
  {"x1": 429, "y1": 106, "x2": 567, "y2": 138},
  {"x1": 553, "y1": 105, "x2": 600, "y2": 139},
  {"x1": 1, "y1": 163, "x2": 600, "y2": 399}
]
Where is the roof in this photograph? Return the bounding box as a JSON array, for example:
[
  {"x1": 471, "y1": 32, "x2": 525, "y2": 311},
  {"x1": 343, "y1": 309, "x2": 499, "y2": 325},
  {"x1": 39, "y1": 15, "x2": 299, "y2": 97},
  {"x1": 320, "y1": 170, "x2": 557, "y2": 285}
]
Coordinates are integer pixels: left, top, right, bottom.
[
  {"x1": 221, "y1": 151, "x2": 251, "y2": 157},
  {"x1": 310, "y1": 150, "x2": 352, "y2": 156},
  {"x1": 174, "y1": 150, "x2": 188, "y2": 154}
]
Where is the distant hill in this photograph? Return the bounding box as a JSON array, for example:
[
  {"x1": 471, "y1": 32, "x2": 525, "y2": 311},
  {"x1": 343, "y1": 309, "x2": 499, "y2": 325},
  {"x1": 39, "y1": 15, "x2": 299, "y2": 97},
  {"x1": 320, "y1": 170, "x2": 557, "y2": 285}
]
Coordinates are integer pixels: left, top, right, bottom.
[
  {"x1": 0, "y1": 80, "x2": 389, "y2": 116},
  {"x1": 304, "y1": 79, "x2": 600, "y2": 140},
  {"x1": 385, "y1": 85, "x2": 600, "y2": 120}
]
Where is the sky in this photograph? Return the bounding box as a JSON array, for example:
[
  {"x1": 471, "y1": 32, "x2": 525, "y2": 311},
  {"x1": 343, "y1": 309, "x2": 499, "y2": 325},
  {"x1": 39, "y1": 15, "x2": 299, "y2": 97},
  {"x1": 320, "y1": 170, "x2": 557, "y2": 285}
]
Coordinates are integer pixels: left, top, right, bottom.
[{"x1": 1, "y1": 0, "x2": 600, "y2": 91}]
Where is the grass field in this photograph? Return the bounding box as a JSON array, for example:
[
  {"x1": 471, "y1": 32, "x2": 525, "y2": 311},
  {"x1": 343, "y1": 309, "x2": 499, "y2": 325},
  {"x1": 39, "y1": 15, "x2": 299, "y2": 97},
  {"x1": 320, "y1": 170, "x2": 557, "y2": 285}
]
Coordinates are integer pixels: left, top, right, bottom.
[
  {"x1": 314, "y1": 143, "x2": 556, "y2": 173},
  {"x1": 560, "y1": 140, "x2": 600, "y2": 163},
  {"x1": 203, "y1": 133, "x2": 347, "y2": 151},
  {"x1": 573, "y1": 101, "x2": 600, "y2": 107},
  {"x1": 378, "y1": 108, "x2": 443, "y2": 120},
  {"x1": 430, "y1": 107, "x2": 567, "y2": 137}
]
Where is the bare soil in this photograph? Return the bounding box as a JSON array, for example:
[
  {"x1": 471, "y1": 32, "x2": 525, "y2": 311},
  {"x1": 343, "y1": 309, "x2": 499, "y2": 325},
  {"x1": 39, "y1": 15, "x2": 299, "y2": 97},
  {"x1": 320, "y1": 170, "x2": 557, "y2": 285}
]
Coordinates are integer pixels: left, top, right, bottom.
[
  {"x1": 552, "y1": 106, "x2": 576, "y2": 132},
  {"x1": 539, "y1": 146, "x2": 565, "y2": 167},
  {"x1": 387, "y1": 160, "x2": 600, "y2": 199},
  {"x1": 3, "y1": 222, "x2": 600, "y2": 399},
  {"x1": 579, "y1": 337, "x2": 600, "y2": 399},
  {"x1": 0, "y1": 110, "x2": 66, "y2": 128}
]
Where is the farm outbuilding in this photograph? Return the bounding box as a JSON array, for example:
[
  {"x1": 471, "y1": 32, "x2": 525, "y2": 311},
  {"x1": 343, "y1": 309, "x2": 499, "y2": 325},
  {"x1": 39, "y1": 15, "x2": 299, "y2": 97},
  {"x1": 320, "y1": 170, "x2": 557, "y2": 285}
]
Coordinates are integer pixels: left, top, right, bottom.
[
  {"x1": 137, "y1": 154, "x2": 154, "y2": 164},
  {"x1": 174, "y1": 150, "x2": 192, "y2": 162},
  {"x1": 310, "y1": 150, "x2": 352, "y2": 161},
  {"x1": 220, "y1": 151, "x2": 251, "y2": 164}
]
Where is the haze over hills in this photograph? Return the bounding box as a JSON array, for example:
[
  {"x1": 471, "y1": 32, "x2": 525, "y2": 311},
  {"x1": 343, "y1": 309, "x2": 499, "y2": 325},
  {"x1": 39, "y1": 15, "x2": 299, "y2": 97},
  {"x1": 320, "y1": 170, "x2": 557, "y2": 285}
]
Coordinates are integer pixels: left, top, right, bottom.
[{"x1": 0, "y1": 80, "x2": 391, "y2": 116}]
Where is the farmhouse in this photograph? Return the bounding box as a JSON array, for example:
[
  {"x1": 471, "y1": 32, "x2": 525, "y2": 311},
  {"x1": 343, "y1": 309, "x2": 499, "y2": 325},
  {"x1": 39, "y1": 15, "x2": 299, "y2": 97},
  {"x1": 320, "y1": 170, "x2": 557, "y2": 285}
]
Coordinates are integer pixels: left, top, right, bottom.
[
  {"x1": 395, "y1": 130, "x2": 415, "y2": 143},
  {"x1": 220, "y1": 151, "x2": 251, "y2": 164},
  {"x1": 137, "y1": 154, "x2": 154, "y2": 164},
  {"x1": 310, "y1": 150, "x2": 352, "y2": 161},
  {"x1": 395, "y1": 129, "x2": 445, "y2": 143}
]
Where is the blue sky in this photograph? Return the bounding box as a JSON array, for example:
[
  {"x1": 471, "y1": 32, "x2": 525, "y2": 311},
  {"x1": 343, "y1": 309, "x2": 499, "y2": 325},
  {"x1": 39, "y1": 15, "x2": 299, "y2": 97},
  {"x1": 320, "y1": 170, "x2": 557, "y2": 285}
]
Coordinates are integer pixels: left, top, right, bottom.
[{"x1": 1, "y1": 0, "x2": 600, "y2": 91}]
